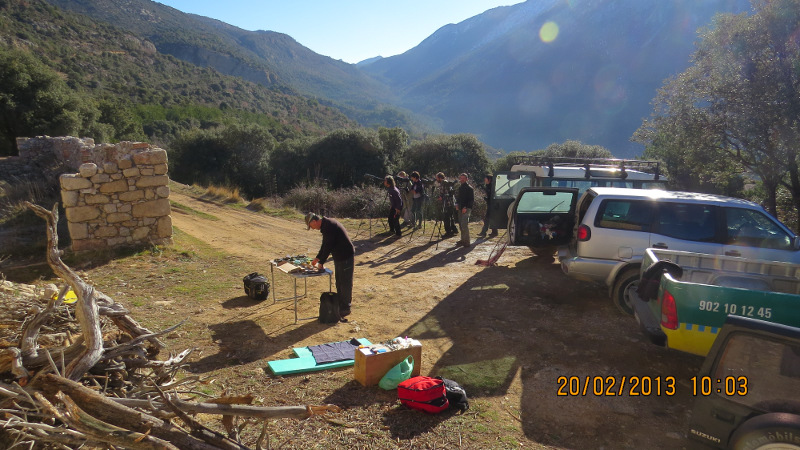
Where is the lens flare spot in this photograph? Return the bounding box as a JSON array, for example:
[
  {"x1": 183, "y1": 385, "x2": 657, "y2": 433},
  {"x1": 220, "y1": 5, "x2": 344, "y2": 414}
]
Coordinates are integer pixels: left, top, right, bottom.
[{"x1": 539, "y1": 21, "x2": 559, "y2": 43}]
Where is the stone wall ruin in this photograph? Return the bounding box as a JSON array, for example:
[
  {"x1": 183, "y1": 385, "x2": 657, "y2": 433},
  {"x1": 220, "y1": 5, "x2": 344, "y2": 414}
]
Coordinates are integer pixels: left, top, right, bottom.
[{"x1": 15, "y1": 137, "x2": 173, "y2": 252}]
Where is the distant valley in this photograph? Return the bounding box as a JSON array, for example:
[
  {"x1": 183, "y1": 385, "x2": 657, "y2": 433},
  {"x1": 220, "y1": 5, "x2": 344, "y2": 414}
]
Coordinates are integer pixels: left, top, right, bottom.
[{"x1": 44, "y1": 0, "x2": 752, "y2": 157}]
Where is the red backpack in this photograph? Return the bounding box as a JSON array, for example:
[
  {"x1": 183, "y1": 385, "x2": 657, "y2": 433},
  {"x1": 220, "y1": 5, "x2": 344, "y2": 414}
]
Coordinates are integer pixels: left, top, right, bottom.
[{"x1": 397, "y1": 376, "x2": 449, "y2": 414}]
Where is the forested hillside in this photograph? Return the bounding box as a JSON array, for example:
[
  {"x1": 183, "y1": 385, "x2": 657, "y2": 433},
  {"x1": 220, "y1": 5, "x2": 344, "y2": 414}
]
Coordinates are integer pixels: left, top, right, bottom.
[
  {"x1": 43, "y1": 0, "x2": 431, "y2": 133},
  {"x1": 0, "y1": 0, "x2": 355, "y2": 155}
]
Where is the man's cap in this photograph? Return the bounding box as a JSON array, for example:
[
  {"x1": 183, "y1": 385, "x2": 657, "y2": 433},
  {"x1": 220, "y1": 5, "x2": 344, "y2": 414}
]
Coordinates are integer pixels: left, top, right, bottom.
[
  {"x1": 459, "y1": 173, "x2": 468, "y2": 178},
  {"x1": 304, "y1": 212, "x2": 317, "y2": 230},
  {"x1": 397, "y1": 171, "x2": 407, "y2": 177}
]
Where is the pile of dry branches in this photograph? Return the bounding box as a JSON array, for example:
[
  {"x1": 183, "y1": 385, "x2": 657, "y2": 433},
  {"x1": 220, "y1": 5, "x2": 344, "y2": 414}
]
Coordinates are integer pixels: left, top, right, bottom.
[{"x1": 0, "y1": 203, "x2": 339, "y2": 449}]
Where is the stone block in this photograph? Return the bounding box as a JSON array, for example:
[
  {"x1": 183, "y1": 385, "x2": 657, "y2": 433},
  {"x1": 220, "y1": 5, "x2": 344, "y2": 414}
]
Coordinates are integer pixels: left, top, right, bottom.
[
  {"x1": 60, "y1": 174, "x2": 92, "y2": 191},
  {"x1": 118, "y1": 190, "x2": 144, "y2": 202},
  {"x1": 90, "y1": 173, "x2": 110, "y2": 183},
  {"x1": 156, "y1": 186, "x2": 170, "y2": 198},
  {"x1": 79, "y1": 163, "x2": 98, "y2": 178},
  {"x1": 107, "y1": 212, "x2": 132, "y2": 223},
  {"x1": 99, "y1": 179, "x2": 129, "y2": 193},
  {"x1": 123, "y1": 167, "x2": 140, "y2": 178},
  {"x1": 119, "y1": 227, "x2": 130, "y2": 237},
  {"x1": 132, "y1": 199, "x2": 170, "y2": 218},
  {"x1": 133, "y1": 149, "x2": 167, "y2": 165},
  {"x1": 111, "y1": 173, "x2": 123, "y2": 180},
  {"x1": 157, "y1": 215, "x2": 173, "y2": 238},
  {"x1": 140, "y1": 168, "x2": 154, "y2": 176},
  {"x1": 95, "y1": 226, "x2": 118, "y2": 238},
  {"x1": 136, "y1": 175, "x2": 169, "y2": 188},
  {"x1": 67, "y1": 222, "x2": 89, "y2": 240},
  {"x1": 145, "y1": 189, "x2": 155, "y2": 200},
  {"x1": 84, "y1": 194, "x2": 110, "y2": 205},
  {"x1": 61, "y1": 190, "x2": 79, "y2": 207},
  {"x1": 132, "y1": 227, "x2": 151, "y2": 240},
  {"x1": 72, "y1": 239, "x2": 107, "y2": 252},
  {"x1": 118, "y1": 204, "x2": 132, "y2": 213},
  {"x1": 143, "y1": 217, "x2": 156, "y2": 226},
  {"x1": 107, "y1": 237, "x2": 128, "y2": 246},
  {"x1": 65, "y1": 206, "x2": 100, "y2": 223},
  {"x1": 154, "y1": 163, "x2": 168, "y2": 175},
  {"x1": 103, "y1": 204, "x2": 118, "y2": 213},
  {"x1": 103, "y1": 162, "x2": 118, "y2": 174},
  {"x1": 118, "y1": 158, "x2": 133, "y2": 170}
]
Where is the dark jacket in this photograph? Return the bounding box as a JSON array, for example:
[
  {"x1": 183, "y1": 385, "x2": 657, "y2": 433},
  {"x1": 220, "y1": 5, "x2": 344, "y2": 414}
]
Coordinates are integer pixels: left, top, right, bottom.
[
  {"x1": 316, "y1": 217, "x2": 355, "y2": 264},
  {"x1": 411, "y1": 179, "x2": 424, "y2": 198},
  {"x1": 388, "y1": 186, "x2": 403, "y2": 211},
  {"x1": 457, "y1": 182, "x2": 474, "y2": 209},
  {"x1": 484, "y1": 176, "x2": 493, "y2": 203}
]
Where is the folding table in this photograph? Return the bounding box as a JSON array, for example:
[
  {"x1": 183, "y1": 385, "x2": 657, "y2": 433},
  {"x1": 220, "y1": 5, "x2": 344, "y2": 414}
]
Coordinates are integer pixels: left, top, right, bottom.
[{"x1": 269, "y1": 261, "x2": 332, "y2": 323}]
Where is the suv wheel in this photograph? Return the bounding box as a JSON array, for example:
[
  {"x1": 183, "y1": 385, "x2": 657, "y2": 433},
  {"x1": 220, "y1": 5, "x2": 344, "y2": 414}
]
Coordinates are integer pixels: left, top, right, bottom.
[
  {"x1": 729, "y1": 413, "x2": 800, "y2": 450},
  {"x1": 612, "y1": 267, "x2": 640, "y2": 316}
]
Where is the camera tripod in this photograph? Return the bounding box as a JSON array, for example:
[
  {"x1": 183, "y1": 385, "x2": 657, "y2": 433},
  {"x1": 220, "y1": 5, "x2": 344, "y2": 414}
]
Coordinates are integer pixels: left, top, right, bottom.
[
  {"x1": 355, "y1": 181, "x2": 390, "y2": 239},
  {"x1": 429, "y1": 184, "x2": 457, "y2": 248}
]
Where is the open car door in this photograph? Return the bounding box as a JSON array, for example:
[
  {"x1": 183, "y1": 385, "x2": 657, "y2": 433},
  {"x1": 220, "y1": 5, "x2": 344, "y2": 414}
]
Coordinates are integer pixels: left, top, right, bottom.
[
  {"x1": 509, "y1": 187, "x2": 579, "y2": 248},
  {"x1": 488, "y1": 171, "x2": 535, "y2": 229}
]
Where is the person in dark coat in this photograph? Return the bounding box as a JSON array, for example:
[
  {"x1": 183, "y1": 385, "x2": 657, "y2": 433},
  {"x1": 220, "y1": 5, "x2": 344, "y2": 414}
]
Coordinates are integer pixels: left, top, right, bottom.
[
  {"x1": 306, "y1": 213, "x2": 355, "y2": 320},
  {"x1": 410, "y1": 171, "x2": 425, "y2": 229},
  {"x1": 477, "y1": 174, "x2": 498, "y2": 237},
  {"x1": 455, "y1": 173, "x2": 474, "y2": 247},
  {"x1": 384, "y1": 175, "x2": 403, "y2": 237}
]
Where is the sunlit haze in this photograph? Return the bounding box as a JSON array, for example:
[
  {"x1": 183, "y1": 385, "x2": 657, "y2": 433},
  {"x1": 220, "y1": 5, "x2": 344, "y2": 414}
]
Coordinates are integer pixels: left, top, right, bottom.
[{"x1": 155, "y1": 1, "x2": 526, "y2": 64}]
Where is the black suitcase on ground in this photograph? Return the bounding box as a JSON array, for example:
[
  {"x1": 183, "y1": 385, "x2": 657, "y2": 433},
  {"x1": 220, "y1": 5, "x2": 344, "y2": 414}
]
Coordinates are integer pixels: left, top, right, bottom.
[{"x1": 319, "y1": 292, "x2": 340, "y2": 324}]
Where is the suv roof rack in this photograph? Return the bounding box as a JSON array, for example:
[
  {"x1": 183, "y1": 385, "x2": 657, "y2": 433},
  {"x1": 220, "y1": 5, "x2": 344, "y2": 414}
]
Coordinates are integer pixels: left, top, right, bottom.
[{"x1": 512, "y1": 156, "x2": 661, "y2": 179}]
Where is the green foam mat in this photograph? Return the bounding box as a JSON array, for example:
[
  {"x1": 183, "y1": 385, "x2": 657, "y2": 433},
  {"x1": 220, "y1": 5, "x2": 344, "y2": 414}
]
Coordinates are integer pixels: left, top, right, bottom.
[{"x1": 267, "y1": 338, "x2": 372, "y2": 375}]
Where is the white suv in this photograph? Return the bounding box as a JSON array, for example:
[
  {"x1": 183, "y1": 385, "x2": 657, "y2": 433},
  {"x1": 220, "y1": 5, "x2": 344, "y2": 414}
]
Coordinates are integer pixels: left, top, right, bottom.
[{"x1": 509, "y1": 187, "x2": 800, "y2": 314}]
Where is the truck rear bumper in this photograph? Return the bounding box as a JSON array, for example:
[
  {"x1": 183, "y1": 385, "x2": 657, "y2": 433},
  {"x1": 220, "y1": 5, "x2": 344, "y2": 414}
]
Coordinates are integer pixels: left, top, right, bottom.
[{"x1": 632, "y1": 291, "x2": 666, "y2": 347}]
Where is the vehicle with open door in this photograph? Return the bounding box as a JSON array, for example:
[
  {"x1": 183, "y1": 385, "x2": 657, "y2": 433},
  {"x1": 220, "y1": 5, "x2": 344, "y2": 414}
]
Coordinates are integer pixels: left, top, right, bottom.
[
  {"x1": 508, "y1": 187, "x2": 579, "y2": 256},
  {"x1": 487, "y1": 157, "x2": 665, "y2": 232}
]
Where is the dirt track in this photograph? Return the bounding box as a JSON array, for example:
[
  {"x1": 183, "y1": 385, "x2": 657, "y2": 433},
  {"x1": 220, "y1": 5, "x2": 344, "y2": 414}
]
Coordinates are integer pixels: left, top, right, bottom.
[{"x1": 169, "y1": 191, "x2": 704, "y2": 449}]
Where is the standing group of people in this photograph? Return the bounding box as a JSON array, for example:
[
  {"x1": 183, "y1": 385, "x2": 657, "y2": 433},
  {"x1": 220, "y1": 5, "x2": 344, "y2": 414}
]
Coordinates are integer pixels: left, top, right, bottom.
[
  {"x1": 302, "y1": 171, "x2": 497, "y2": 322},
  {"x1": 385, "y1": 171, "x2": 425, "y2": 237}
]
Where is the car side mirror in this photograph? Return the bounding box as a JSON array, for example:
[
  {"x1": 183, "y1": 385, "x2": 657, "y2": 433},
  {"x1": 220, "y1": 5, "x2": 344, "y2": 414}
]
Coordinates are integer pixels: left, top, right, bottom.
[{"x1": 793, "y1": 236, "x2": 800, "y2": 250}]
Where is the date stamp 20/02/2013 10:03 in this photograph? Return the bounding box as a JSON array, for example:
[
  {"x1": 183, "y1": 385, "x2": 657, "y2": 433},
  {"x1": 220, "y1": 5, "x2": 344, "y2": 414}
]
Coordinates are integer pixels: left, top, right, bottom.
[{"x1": 556, "y1": 375, "x2": 748, "y2": 397}]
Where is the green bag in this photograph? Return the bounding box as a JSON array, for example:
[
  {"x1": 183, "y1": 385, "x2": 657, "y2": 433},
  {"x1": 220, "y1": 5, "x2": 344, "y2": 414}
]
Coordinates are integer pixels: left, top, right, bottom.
[{"x1": 378, "y1": 356, "x2": 414, "y2": 390}]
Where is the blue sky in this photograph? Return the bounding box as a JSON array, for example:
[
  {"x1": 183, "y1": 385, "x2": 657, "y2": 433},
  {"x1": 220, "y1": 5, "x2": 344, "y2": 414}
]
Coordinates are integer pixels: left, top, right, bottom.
[{"x1": 155, "y1": 1, "x2": 526, "y2": 64}]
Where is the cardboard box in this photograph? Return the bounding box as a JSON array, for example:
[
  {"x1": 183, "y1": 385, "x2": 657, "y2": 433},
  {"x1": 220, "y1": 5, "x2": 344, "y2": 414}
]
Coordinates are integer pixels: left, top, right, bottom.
[{"x1": 354, "y1": 345, "x2": 421, "y2": 386}]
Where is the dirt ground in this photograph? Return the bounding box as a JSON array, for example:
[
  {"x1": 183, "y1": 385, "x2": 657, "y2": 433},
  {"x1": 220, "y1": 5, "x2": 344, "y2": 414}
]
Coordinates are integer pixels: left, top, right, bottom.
[
  {"x1": 1, "y1": 188, "x2": 708, "y2": 448},
  {"x1": 151, "y1": 190, "x2": 703, "y2": 449}
]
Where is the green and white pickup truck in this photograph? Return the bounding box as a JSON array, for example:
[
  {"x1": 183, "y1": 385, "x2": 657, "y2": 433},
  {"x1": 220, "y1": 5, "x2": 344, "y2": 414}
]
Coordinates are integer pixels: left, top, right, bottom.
[{"x1": 632, "y1": 248, "x2": 800, "y2": 356}]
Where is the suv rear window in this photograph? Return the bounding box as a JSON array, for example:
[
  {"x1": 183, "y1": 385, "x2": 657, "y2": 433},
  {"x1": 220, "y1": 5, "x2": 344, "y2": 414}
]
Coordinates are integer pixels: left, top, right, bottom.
[
  {"x1": 594, "y1": 200, "x2": 653, "y2": 232},
  {"x1": 656, "y1": 203, "x2": 717, "y2": 242}
]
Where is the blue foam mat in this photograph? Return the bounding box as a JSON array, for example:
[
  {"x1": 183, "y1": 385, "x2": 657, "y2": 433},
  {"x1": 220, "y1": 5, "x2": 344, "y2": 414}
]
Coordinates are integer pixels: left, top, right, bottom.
[{"x1": 267, "y1": 338, "x2": 372, "y2": 375}]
